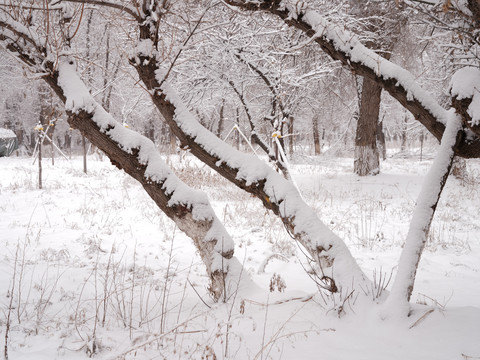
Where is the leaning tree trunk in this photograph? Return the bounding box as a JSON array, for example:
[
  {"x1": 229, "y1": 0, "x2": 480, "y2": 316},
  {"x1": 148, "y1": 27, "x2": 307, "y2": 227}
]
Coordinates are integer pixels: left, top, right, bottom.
[
  {"x1": 384, "y1": 114, "x2": 462, "y2": 316},
  {"x1": 131, "y1": 56, "x2": 369, "y2": 294},
  {"x1": 34, "y1": 58, "x2": 239, "y2": 301},
  {"x1": 354, "y1": 76, "x2": 381, "y2": 176}
]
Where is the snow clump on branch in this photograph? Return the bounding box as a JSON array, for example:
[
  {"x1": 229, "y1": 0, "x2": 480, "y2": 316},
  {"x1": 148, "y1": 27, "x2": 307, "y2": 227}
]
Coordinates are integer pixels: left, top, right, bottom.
[{"x1": 450, "y1": 67, "x2": 480, "y2": 126}]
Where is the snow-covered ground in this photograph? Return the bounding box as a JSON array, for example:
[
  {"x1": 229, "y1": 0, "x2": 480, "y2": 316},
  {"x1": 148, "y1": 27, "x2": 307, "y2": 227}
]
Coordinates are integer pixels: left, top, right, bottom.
[{"x1": 0, "y1": 151, "x2": 479, "y2": 359}]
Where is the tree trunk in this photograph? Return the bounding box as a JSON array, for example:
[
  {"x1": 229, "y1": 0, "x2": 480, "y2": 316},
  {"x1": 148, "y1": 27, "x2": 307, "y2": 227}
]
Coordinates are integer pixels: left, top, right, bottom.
[
  {"x1": 354, "y1": 77, "x2": 381, "y2": 176},
  {"x1": 217, "y1": 101, "x2": 225, "y2": 138},
  {"x1": 235, "y1": 108, "x2": 240, "y2": 150},
  {"x1": 288, "y1": 116, "x2": 294, "y2": 157},
  {"x1": 40, "y1": 60, "x2": 239, "y2": 301},
  {"x1": 169, "y1": 129, "x2": 176, "y2": 154},
  {"x1": 401, "y1": 115, "x2": 408, "y2": 152},
  {"x1": 384, "y1": 115, "x2": 462, "y2": 315},
  {"x1": 377, "y1": 119, "x2": 387, "y2": 160},
  {"x1": 224, "y1": 1, "x2": 480, "y2": 158},
  {"x1": 312, "y1": 116, "x2": 321, "y2": 155},
  {"x1": 130, "y1": 49, "x2": 369, "y2": 294}
]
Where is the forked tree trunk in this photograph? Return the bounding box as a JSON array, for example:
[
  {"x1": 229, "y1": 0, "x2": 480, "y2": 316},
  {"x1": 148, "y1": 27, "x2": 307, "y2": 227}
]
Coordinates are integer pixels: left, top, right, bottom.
[
  {"x1": 354, "y1": 77, "x2": 381, "y2": 176},
  {"x1": 131, "y1": 50, "x2": 369, "y2": 294},
  {"x1": 224, "y1": 1, "x2": 480, "y2": 158}
]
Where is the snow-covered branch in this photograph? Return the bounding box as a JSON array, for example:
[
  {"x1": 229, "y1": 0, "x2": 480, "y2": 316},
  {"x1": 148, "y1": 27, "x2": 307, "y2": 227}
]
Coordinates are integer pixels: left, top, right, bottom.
[
  {"x1": 56, "y1": 58, "x2": 241, "y2": 301},
  {"x1": 130, "y1": 38, "x2": 370, "y2": 295},
  {"x1": 53, "y1": 0, "x2": 142, "y2": 21},
  {"x1": 224, "y1": 0, "x2": 480, "y2": 158},
  {"x1": 451, "y1": 66, "x2": 480, "y2": 136},
  {"x1": 0, "y1": 13, "x2": 243, "y2": 299}
]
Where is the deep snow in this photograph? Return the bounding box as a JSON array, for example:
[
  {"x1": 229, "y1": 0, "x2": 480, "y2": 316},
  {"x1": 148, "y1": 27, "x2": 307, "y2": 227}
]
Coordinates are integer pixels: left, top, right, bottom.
[{"x1": 0, "y1": 151, "x2": 479, "y2": 359}]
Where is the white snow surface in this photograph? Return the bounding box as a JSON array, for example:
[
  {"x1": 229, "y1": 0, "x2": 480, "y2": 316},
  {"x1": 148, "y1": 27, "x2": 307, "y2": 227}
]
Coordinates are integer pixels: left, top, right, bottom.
[
  {"x1": 450, "y1": 67, "x2": 480, "y2": 126},
  {"x1": 0, "y1": 128, "x2": 16, "y2": 138},
  {"x1": 0, "y1": 153, "x2": 479, "y2": 359}
]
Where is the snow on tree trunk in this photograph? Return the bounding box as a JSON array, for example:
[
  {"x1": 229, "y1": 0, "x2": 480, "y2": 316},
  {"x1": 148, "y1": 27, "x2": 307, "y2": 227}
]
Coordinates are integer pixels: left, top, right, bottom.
[
  {"x1": 383, "y1": 112, "x2": 462, "y2": 316},
  {"x1": 354, "y1": 146, "x2": 379, "y2": 176},
  {"x1": 52, "y1": 59, "x2": 239, "y2": 301},
  {"x1": 130, "y1": 48, "x2": 370, "y2": 295},
  {"x1": 450, "y1": 67, "x2": 480, "y2": 138}
]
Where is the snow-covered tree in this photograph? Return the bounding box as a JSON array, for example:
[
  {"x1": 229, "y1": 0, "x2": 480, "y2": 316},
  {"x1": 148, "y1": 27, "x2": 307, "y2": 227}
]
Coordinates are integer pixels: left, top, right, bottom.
[{"x1": 2, "y1": 0, "x2": 480, "y2": 315}]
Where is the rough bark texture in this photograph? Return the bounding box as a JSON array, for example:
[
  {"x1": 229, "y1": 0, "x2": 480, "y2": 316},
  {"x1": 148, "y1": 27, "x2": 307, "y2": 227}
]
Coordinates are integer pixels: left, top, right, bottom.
[
  {"x1": 354, "y1": 77, "x2": 381, "y2": 176},
  {"x1": 377, "y1": 120, "x2": 387, "y2": 160},
  {"x1": 468, "y1": 0, "x2": 480, "y2": 22},
  {"x1": 452, "y1": 96, "x2": 480, "y2": 137},
  {"x1": 217, "y1": 101, "x2": 225, "y2": 138},
  {"x1": 349, "y1": 0, "x2": 400, "y2": 176}
]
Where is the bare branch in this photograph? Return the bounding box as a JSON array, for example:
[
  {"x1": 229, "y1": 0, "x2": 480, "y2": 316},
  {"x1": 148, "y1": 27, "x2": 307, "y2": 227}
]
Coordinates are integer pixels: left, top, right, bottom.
[{"x1": 54, "y1": 0, "x2": 141, "y2": 21}]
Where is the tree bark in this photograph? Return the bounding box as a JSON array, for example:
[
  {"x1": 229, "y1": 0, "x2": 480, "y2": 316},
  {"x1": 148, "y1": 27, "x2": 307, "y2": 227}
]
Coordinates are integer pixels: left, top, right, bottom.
[
  {"x1": 312, "y1": 116, "x2": 321, "y2": 155},
  {"x1": 377, "y1": 119, "x2": 387, "y2": 161},
  {"x1": 217, "y1": 101, "x2": 225, "y2": 138},
  {"x1": 354, "y1": 77, "x2": 381, "y2": 176},
  {"x1": 2, "y1": 46, "x2": 239, "y2": 300},
  {"x1": 65, "y1": 106, "x2": 236, "y2": 300},
  {"x1": 131, "y1": 52, "x2": 369, "y2": 294}
]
